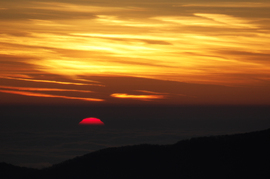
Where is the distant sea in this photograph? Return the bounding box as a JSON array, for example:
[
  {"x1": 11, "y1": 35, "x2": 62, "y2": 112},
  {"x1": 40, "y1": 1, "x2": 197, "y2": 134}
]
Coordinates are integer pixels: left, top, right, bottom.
[{"x1": 1, "y1": 105, "x2": 269, "y2": 168}]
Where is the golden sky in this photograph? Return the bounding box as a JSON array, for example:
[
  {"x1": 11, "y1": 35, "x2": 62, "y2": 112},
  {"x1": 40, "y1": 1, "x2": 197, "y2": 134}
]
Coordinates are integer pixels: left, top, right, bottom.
[{"x1": 0, "y1": 0, "x2": 270, "y2": 105}]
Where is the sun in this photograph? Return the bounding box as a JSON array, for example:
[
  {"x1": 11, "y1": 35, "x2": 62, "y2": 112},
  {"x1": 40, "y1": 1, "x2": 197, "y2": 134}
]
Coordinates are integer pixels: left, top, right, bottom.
[{"x1": 79, "y1": 117, "x2": 104, "y2": 125}]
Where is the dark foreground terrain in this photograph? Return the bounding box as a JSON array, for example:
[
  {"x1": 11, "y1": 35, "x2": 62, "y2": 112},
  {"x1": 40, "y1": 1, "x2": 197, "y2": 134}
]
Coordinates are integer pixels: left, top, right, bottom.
[{"x1": 1, "y1": 128, "x2": 270, "y2": 179}]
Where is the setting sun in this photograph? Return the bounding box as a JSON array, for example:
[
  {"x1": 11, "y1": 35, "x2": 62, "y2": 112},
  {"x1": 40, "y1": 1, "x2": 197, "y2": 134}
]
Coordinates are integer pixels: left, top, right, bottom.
[{"x1": 79, "y1": 117, "x2": 104, "y2": 125}]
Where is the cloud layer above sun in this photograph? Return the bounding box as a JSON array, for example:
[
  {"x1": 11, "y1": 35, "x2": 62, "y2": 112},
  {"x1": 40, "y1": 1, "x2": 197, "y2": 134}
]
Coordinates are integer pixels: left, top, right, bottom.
[{"x1": 0, "y1": 0, "x2": 270, "y2": 105}]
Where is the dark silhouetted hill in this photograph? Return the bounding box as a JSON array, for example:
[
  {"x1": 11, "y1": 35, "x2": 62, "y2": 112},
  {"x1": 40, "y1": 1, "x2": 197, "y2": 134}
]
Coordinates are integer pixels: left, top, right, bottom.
[
  {"x1": 2, "y1": 128, "x2": 270, "y2": 179},
  {"x1": 0, "y1": 162, "x2": 38, "y2": 179}
]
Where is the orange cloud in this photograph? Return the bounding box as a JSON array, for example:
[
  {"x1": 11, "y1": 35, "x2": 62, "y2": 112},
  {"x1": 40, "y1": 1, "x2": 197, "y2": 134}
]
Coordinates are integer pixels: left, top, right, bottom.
[
  {"x1": 180, "y1": 2, "x2": 270, "y2": 8},
  {"x1": 31, "y1": 2, "x2": 137, "y2": 13},
  {"x1": 1, "y1": 0, "x2": 270, "y2": 88},
  {"x1": 135, "y1": 90, "x2": 169, "y2": 95},
  {"x1": 0, "y1": 85, "x2": 93, "y2": 93},
  {"x1": 0, "y1": 76, "x2": 103, "y2": 86},
  {"x1": 0, "y1": 89, "x2": 104, "y2": 102},
  {"x1": 111, "y1": 93, "x2": 165, "y2": 101}
]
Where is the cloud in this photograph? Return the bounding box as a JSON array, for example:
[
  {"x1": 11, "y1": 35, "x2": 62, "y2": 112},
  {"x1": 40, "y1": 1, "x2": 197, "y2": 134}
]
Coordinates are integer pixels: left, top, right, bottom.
[
  {"x1": 0, "y1": 8, "x2": 95, "y2": 21},
  {"x1": 0, "y1": 1, "x2": 97, "y2": 20},
  {"x1": 216, "y1": 50, "x2": 270, "y2": 60},
  {"x1": 96, "y1": 15, "x2": 167, "y2": 27},
  {"x1": 73, "y1": 33, "x2": 172, "y2": 45},
  {"x1": 0, "y1": 76, "x2": 91, "y2": 86},
  {"x1": 1, "y1": 0, "x2": 270, "y2": 90},
  {"x1": 180, "y1": 2, "x2": 270, "y2": 8},
  {"x1": 31, "y1": 2, "x2": 136, "y2": 13},
  {"x1": 134, "y1": 90, "x2": 169, "y2": 95},
  {"x1": 153, "y1": 13, "x2": 258, "y2": 29},
  {"x1": 139, "y1": 39, "x2": 172, "y2": 45},
  {"x1": 0, "y1": 85, "x2": 93, "y2": 93},
  {"x1": 111, "y1": 93, "x2": 166, "y2": 101},
  {"x1": 195, "y1": 13, "x2": 258, "y2": 28},
  {"x1": 0, "y1": 1, "x2": 145, "y2": 21},
  {"x1": 0, "y1": 89, "x2": 104, "y2": 102}
]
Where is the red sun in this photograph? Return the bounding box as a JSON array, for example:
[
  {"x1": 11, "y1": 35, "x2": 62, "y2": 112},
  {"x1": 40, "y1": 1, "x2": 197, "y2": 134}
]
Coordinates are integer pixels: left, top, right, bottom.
[{"x1": 79, "y1": 117, "x2": 104, "y2": 125}]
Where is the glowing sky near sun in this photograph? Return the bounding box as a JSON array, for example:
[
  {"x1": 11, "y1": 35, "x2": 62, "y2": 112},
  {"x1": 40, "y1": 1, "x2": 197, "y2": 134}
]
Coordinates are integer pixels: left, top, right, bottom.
[{"x1": 0, "y1": 0, "x2": 270, "y2": 105}]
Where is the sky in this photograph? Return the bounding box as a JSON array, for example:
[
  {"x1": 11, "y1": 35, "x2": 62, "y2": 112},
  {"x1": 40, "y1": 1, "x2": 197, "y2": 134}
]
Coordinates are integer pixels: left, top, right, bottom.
[{"x1": 1, "y1": 0, "x2": 270, "y2": 105}]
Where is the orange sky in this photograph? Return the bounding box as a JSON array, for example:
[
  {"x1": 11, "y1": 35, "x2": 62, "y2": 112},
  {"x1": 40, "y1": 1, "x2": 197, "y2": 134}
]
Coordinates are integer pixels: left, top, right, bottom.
[{"x1": 0, "y1": 0, "x2": 270, "y2": 105}]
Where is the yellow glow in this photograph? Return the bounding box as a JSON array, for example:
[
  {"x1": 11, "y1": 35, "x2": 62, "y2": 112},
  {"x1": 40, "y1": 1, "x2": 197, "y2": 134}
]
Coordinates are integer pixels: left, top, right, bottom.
[
  {"x1": 0, "y1": 0, "x2": 270, "y2": 88},
  {"x1": 111, "y1": 93, "x2": 165, "y2": 100}
]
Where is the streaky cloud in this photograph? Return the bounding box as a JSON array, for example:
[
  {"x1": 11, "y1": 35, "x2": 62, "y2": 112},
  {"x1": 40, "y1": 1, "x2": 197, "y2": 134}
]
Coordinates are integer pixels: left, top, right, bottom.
[
  {"x1": 0, "y1": 85, "x2": 93, "y2": 93},
  {"x1": 111, "y1": 93, "x2": 166, "y2": 101},
  {"x1": 180, "y1": 2, "x2": 270, "y2": 8},
  {"x1": 0, "y1": 76, "x2": 102, "y2": 86},
  {"x1": 0, "y1": 89, "x2": 104, "y2": 102},
  {"x1": 134, "y1": 90, "x2": 169, "y2": 95}
]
